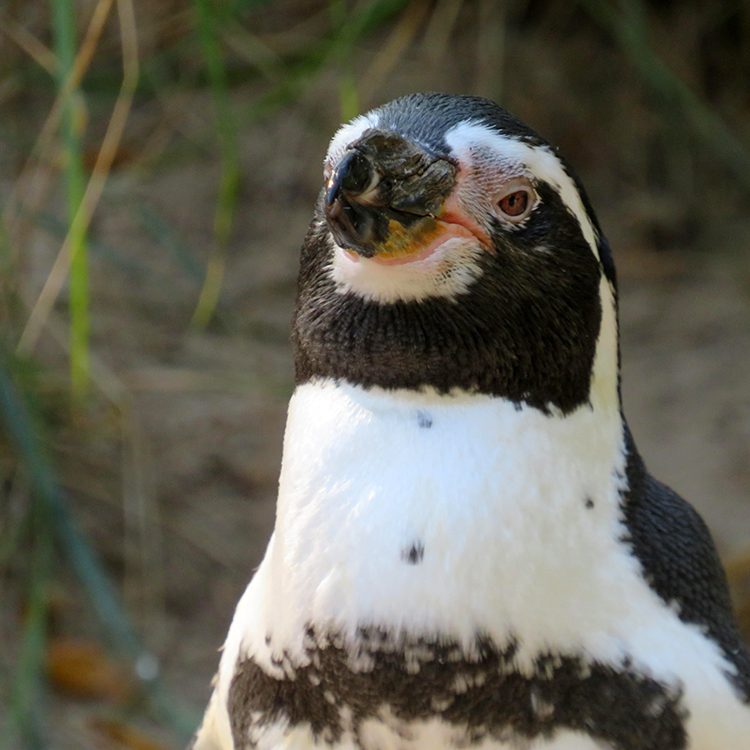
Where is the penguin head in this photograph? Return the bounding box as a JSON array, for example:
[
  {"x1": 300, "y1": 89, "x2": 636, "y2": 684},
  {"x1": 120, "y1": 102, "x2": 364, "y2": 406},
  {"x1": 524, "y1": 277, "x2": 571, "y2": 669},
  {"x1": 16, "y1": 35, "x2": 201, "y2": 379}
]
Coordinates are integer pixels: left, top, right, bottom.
[{"x1": 294, "y1": 93, "x2": 619, "y2": 415}]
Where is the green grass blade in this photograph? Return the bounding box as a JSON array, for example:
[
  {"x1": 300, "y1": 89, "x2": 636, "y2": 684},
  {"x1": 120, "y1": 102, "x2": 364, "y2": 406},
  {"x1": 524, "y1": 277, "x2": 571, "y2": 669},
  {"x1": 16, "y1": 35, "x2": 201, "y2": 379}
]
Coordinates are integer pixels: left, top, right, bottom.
[
  {"x1": 51, "y1": 0, "x2": 90, "y2": 400},
  {"x1": 0, "y1": 358, "x2": 54, "y2": 750}
]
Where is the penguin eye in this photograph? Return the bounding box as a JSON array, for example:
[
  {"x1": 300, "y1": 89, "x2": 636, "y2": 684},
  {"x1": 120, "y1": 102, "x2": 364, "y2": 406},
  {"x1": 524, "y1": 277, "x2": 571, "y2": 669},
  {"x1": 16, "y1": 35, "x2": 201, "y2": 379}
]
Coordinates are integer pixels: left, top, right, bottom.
[{"x1": 497, "y1": 187, "x2": 534, "y2": 221}]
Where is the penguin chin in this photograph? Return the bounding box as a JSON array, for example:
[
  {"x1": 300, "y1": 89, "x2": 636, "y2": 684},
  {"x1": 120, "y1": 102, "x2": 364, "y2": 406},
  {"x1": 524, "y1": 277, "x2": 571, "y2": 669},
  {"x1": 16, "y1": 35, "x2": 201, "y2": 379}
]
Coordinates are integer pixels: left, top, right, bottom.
[{"x1": 328, "y1": 235, "x2": 485, "y2": 304}]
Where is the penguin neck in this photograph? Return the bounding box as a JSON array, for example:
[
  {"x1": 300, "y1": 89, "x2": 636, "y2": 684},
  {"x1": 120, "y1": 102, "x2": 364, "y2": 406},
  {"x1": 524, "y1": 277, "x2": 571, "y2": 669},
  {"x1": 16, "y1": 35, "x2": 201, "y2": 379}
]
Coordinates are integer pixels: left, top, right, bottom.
[
  {"x1": 293, "y1": 226, "x2": 610, "y2": 415},
  {"x1": 283, "y1": 273, "x2": 623, "y2": 487},
  {"x1": 277, "y1": 275, "x2": 624, "y2": 534},
  {"x1": 259, "y1": 279, "x2": 623, "y2": 650}
]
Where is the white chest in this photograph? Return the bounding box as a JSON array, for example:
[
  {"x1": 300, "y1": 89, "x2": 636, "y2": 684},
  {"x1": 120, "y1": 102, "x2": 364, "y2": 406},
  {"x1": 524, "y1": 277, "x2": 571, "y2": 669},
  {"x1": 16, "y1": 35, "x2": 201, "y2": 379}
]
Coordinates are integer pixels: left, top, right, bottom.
[{"x1": 263, "y1": 381, "x2": 642, "y2": 662}]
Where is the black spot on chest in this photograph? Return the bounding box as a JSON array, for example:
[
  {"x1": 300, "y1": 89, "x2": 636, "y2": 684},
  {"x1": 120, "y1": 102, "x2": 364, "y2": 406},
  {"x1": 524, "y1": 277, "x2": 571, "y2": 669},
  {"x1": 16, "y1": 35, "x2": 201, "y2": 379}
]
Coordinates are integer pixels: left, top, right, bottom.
[
  {"x1": 401, "y1": 541, "x2": 425, "y2": 564},
  {"x1": 228, "y1": 628, "x2": 687, "y2": 750},
  {"x1": 416, "y1": 410, "x2": 433, "y2": 429}
]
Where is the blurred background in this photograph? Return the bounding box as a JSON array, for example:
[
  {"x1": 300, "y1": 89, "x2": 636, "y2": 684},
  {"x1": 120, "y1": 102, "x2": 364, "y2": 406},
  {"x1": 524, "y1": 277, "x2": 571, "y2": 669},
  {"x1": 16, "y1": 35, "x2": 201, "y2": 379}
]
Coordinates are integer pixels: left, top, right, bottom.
[{"x1": 1, "y1": 0, "x2": 750, "y2": 748}]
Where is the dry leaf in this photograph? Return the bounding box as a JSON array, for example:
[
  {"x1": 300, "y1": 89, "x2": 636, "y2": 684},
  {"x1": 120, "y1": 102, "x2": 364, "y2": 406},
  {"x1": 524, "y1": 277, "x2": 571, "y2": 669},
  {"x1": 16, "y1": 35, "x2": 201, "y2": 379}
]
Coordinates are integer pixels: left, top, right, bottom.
[
  {"x1": 89, "y1": 717, "x2": 172, "y2": 750},
  {"x1": 46, "y1": 637, "x2": 134, "y2": 703}
]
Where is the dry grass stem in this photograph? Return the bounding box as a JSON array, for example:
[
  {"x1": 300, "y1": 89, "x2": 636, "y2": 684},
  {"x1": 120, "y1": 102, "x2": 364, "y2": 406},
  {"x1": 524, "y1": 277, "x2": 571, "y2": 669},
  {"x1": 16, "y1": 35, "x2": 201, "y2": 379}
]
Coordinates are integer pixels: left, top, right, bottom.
[
  {"x1": 2, "y1": 0, "x2": 115, "y2": 241},
  {"x1": 17, "y1": 0, "x2": 139, "y2": 356},
  {"x1": 0, "y1": 12, "x2": 58, "y2": 74}
]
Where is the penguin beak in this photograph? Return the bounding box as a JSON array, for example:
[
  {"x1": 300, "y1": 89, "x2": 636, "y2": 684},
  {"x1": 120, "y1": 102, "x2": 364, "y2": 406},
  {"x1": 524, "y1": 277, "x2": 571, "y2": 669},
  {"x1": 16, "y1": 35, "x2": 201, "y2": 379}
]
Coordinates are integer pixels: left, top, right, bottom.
[{"x1": 324, "y1": 129, "x2": 463, "y2": 261}]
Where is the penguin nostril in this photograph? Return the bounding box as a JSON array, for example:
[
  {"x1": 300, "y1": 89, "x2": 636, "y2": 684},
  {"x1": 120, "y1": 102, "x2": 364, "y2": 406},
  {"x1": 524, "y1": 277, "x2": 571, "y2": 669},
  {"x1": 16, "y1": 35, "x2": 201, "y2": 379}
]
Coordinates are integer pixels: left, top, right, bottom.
[
  {"x1": 326, "y1": 150, "x2": 377, "y2": 208},
  {"x1": 343, "y1": 151, "x2": 377, "y2": 195}
]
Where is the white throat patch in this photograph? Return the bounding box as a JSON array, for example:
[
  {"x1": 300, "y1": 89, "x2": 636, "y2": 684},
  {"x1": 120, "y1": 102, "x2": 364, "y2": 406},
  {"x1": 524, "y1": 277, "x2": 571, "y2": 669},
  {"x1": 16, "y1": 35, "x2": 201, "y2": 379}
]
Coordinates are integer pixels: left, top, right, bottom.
[{"x1": 328, "y1": 236, "x2": 484, "y2": 304}]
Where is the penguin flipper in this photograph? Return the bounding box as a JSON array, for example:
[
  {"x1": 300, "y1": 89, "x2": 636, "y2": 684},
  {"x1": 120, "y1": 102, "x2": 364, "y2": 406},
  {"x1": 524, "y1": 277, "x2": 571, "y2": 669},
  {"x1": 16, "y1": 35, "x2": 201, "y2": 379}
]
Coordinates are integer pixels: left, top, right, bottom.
[{"x1": 622, "y1": 439, "x2": 750, "y2": 701}]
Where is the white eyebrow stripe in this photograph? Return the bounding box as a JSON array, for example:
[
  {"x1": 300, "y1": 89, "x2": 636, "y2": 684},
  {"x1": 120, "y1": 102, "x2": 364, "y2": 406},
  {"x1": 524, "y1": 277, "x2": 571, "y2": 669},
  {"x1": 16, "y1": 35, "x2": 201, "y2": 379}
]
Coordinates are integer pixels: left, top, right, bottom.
[
  {"x1": 326, "y1": 113, "x2": 380, "y2": 166},
  {"x1": 444, "y1": 121, "x2": 600, "y2": 260}
]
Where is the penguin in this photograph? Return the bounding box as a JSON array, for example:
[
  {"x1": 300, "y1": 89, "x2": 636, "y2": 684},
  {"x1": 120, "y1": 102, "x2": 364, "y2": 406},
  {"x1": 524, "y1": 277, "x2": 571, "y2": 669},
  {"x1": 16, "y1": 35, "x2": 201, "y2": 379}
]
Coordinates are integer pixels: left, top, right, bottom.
[{"x1": 192, "y1": 93, "x2": 750, "y2": 750}]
